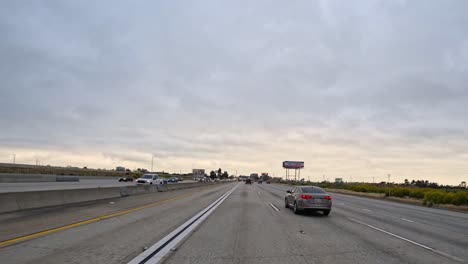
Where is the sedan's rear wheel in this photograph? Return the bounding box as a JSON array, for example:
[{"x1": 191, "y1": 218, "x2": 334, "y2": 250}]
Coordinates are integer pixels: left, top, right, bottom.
[
  {"x1": 323, "y1": 210, "x2": 331, "y2": 216},
  {"x1": 293, "y1": 202, "x2": 300, "y2": 214},
  {"x1": 285, "y1": 199, "x2": 289, "y2": 208}
]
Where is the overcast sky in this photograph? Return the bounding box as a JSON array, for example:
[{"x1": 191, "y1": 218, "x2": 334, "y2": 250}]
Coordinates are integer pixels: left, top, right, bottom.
[{"x1": 1, "y1": 0, "x2": 468, "y2": 185}]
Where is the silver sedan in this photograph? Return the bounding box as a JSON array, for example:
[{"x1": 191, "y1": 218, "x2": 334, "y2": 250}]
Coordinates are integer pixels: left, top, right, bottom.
[{"x1": 285, "y1": 186, "x2": 332, "y2": 216}]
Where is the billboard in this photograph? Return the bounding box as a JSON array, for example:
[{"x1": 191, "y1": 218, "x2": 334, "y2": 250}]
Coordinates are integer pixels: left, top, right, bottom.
[
  {"x1": 192, "y1": 169, "x2": 205, "y2": 176},
  {"x1": 282, "y1": 161, "x2": 304, "y2": 169}
]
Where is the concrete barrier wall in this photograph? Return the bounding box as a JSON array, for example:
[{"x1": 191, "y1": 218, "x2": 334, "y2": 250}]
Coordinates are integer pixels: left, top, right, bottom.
[
  {"x1": 56, "y1": 176, "x2": 80, "y2": 182},
  {"x1": 0, "y1": 173, "x2": 119, "y2": 183},
  {"x1": 0, "y1": 174, "x2": 58, "y2": 183},
  {"x1": 0, "y1": 182, "x2": 224, "y2": 214}
]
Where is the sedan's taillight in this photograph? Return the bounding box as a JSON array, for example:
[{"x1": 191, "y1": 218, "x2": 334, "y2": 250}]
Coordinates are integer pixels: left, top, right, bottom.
[
  {"x1": 324, "y1": 195, "x2": 332, "y2": 200},
  {"x1": 300, "y1": 194, "x2": 312, "y2": 199}
]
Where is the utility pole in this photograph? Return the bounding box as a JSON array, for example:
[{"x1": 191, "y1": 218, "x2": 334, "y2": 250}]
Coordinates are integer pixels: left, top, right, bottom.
[
  {"x1": 387, "y1": 174, "x2": 391, "y2": 197},
  {"x1": 13, "y1": 154, "x2": 16, "y2": 164},
  {"x1": 373, "y1": 176, "x2": 375, "y2": 184},
  {"x1": 151, "y1": 154, "x2": 157, "y2": 172}
]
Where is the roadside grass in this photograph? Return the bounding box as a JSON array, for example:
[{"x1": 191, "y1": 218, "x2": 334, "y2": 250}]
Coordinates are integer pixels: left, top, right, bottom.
[
  {"x1": 325, "y1": 187, "x2": 468, "y2": 212},
  {"x1": 280, "y1": 181, "x2": 468, "y2": 209}
]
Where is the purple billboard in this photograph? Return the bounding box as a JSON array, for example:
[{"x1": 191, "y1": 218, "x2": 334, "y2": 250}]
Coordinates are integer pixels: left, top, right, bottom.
[{"x1": 282, "y1": 161, "x2": 304, "y2": 169}]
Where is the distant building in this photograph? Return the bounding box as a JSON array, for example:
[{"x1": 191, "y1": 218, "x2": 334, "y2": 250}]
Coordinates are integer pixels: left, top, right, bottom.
[
  {"x1": 335, "y1": 178, "x2": 344, "y2": 183},
  {"x1": 250, "y1": 173, "x2": 259, "y2": 180},
  {"x1": 193, "y1": 169, "x2": 205, "y2": 176},
  {"x1": 116, "y1": 166, "x2": 126, "y2": 171}
]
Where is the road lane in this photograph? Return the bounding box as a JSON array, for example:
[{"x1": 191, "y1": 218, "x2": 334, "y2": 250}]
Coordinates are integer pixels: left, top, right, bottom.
[
  {"x1": 164, "y1": 182, "x2": 311, "y2": 264},
  {"x1": 255, "y1": 183, "x2": 468, "y2": 263},
  {"x1": 0, "y1": 183, "x2": 236, "y2": 264},
  {"x1": 166, "y1": 182, "x2": 441, "y2": 264}
]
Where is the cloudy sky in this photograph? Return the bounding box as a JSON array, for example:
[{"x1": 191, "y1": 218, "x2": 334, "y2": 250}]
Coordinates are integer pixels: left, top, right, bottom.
[{"x1": 1, "y1": 0, "x2": 468, "y2": 185}]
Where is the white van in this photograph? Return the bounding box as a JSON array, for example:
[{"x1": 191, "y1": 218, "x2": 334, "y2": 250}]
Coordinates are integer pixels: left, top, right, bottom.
[{"x1": 136, "y1": 174, "x2": 167, "y2": 184}]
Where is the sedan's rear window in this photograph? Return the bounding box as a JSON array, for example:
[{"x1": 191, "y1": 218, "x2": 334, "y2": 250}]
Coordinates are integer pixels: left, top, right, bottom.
[{"x1": 301, "y1": 187, "x2": 325, "y2": 193}]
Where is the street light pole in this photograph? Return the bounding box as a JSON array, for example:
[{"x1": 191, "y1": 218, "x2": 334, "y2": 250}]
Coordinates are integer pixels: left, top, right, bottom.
[{"x1": 13, "y1": 154, "x2": 16, "y2": 164}]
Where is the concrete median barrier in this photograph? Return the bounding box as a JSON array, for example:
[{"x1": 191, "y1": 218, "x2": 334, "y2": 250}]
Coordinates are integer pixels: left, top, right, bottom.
[
  {"x1": 0, "y1": 181, "x2": 225, "y2": 214},
  {"x1": 0, "y1": 194, "x2": 20, "y2": 212},
  {"x1": 56, "y1": 176, "x2": 80, "y2": 182},
  {"x1": 0, "y1": 174, "x2": 57, "y2": 183}
]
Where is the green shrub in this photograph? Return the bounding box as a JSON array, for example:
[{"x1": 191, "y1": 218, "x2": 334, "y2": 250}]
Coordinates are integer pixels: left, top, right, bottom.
[
  {"x1": 442, "y1": 192, "x2": 456, "y2": 204},
  {"x1": 424, "y1": 190, "x2": 445, "y2": 204},
  {"x1": 392, "y1": 187, "x2": 410, "y2": 198},
  {"x1": 409, "y1": 189, "x2": 425, "y2": 199},
  {"x1": 452, "y1": 192, "x2": 468, "y2": 206}
]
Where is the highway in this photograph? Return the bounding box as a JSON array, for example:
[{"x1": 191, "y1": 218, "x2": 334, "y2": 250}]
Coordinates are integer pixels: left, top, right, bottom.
[
  {"x1": 0, "y1": 178, "x2": 196, "y2": 193},
  {"x1": 0, "y1": 182, "x2": 467, "y2": 264}
]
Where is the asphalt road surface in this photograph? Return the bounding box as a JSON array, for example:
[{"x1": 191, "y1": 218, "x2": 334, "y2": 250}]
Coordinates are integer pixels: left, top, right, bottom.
[{"x1": 0, "y1": 182, "x2": 467, "y2": 264}]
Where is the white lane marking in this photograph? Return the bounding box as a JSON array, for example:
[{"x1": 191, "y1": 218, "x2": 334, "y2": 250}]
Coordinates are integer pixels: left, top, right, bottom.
[
  {"x1": 338, "y1": 202, "x2": 345, "y2": 205},
  {"x1": 349, "y1": 218, "x2": 465, "y2": 263},
  {"x1": 128, "y1": 183, "x2": 241, "y2": 264},
  {"x1": 362, "y1": 209, "x2": 372, "y2": 212},
  {"x1": 258, "y1": 191, "x2": 261, "y2": 195},
  {"x1": 269, "y1": 202, "x2": 280, "y2": 212},
  {"x1": 401, "y1": 218, "x2": 415, "y2": 223}
]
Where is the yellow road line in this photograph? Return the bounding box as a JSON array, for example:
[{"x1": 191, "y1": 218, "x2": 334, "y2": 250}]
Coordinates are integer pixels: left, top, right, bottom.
[{"x1": 0, "y1": 193, "x2": 192, "y2": 247}]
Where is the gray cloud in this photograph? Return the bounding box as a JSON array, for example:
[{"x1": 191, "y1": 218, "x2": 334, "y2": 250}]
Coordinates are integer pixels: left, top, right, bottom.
[{"x1": 1, "y1": 0, "x2": 468, "y2": 184}]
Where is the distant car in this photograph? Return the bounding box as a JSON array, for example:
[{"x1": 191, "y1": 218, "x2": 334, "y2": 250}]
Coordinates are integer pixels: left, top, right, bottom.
[
  {"x1": 168, "y1": 177, "x2": 178, "y2": 183},
  {"x1": 266, "y1": 181, "x2": 271, "y2": 184},
  {"x1": 245, "y1": 179, "x2": 252, "y2": 184},
  {"x1": 285, "y1": 186, "x2": 332, "y2": 216},
  {"x1": 178, "y1": 177, "x2": 184, "y2": 181},
  {"x1": 136, "y1": 174, "x2": 167, "y2": 185},
  {"x1": 118, "y1": 176, "x2": 134, "y2": 182},
  {"x1": 258, "y1": 180, "x2": 262, "y2": 184}
]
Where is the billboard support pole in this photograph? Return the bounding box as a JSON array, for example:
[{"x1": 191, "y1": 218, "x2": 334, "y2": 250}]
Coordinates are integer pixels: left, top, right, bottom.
[{"x1": 283, "y1": 161, "x2": 304, "y2": 182}]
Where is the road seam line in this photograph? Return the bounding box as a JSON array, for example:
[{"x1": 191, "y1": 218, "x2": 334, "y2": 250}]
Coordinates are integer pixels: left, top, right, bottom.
[{"x1": 348, "y1": 217, "x2": 465, "y2": 263}]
